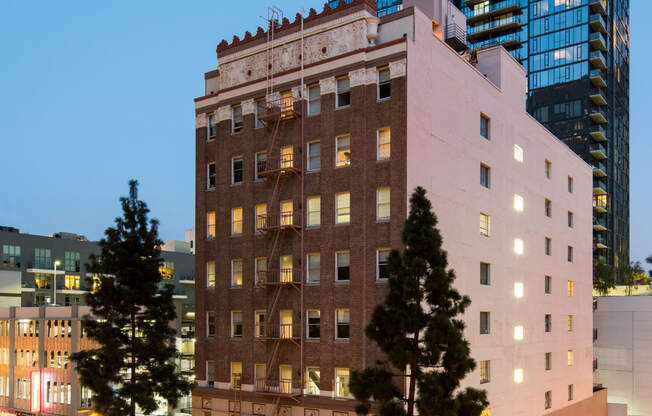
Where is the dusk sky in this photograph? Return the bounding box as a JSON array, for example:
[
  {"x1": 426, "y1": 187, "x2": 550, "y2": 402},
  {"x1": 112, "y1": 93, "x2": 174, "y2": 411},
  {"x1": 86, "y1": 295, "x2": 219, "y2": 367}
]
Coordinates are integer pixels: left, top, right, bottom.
[{"x1": 1, "y1": 1, "x2": 648, "y2": 264}]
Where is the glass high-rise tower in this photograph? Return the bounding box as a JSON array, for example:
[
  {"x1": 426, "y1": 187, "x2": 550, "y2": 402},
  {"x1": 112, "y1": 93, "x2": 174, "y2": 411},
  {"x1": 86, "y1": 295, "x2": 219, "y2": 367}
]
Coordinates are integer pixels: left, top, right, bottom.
[{"x1": 349, "y1": 0, "x2": 629, "y2": 274}]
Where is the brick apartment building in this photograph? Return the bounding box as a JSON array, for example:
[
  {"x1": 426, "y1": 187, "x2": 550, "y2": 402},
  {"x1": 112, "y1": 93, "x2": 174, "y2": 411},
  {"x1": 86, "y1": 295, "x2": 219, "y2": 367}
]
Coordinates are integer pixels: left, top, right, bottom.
[{"x1": 193, "y1": 1, "x2": 604, "y2": 415}]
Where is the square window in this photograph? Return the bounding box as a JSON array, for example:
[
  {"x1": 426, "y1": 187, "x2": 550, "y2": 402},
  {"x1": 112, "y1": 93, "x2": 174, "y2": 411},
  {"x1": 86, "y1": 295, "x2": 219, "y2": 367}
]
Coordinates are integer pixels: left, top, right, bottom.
[
  {"x1": 567, "y1": 280, "x2": 574, "y2": 296},
  {"x1": 207, "y1": 211, "x2": 216, "y2": 239},
  {"x1": 545, "y1": 159, "x2": 551, "y2": 179},
  {"x1": 307, "y1": 253, "x2": 320, "y2": 284},
  {"x1": 335, "y1": 192, "x2": 350, "y2": 224},
  {"x1": 480, "y1": 360, "x2": 490, "y2": 384},
  {"x1": 378, "y1": 68, "x2": 391, "y2": 99},
  {"x1": 568, "y1": 211, "x2": 573, "y2": 228},
  {"x1": 568, "y1": 246, "x2": 573, "y2": 262},
  {"x1": 377, "y1": 249, "x2": 391, "y2": 280},
  {"x1": 336, "y1": 251, "x2": 350, "y2": 282},
  {"x1": 377, "y1": 187, "x2": 390, "y2": 220},
  {"x1": 231, "y1": 259, "x2": 243, "y2": 287},
  {"x1": 480, "y1": 312, "x2": 490, "y2": 334},
  {"x1": 208, "y1": 113, "x2": 217, "y2": 139},
  {"x1": 231, "y1": 207, "x2": 243, "y2": 235},
  {"x1": 207, "y1": 163, "x2": 216, "y2": 189},
  {"x1": 207, "y1": 261, "x2": 216, "y2": 288},
  {"x1": 307, "y1": 196, "x2": 321, "y2": 227},
  {"x1": 308, "y1": 85, "x2": 321, "y2": 115},
  {"x1": 308, "y1": 141, "x2": 321, "y2": 171},
  {"x1": 545, "y1": 314, "x2": 552, "y2": 332},
  {"x1": 514, "y1": 195, "x2": 524, "y2": 212},
  {"x1": 336, "y1": 135, "x2": 351, "y2": 167},
  {"x1": 232, "y1": 157, "x2": 243, "y2": 184},
  {"x1": 480, "y1": 164, "x2": 490, "y2": 188},
  {"x1": 545, "y1": 275, "x2": 551, "y2": 294},
  {"x1": 545, "y1": 237, "x2": 551, "y2": 256},
  {"x1": 255, "y1": 151, "x2": 267, "y2": 180},
  {"x1": 480, "y1": 262, "x2": 490, "y2": 285},
  {"x1": 545, "y1": 352, "x2": 552, "y2": 371},
  {"x1": 336, "y1": 77, "x2": 351, "y2": 108},
  {"x1": 480, "y1": 114, "x2": 490, "y2": 139},
  {"x1": 335, "y1": 309, "x2": 350, "y2": 339},
  {"x1": 231, "y1": 311, "x2": 243, "y2": 338},
  {"x1": 513, "y1": 145, "x2": 524, "y2": 162},
  {"x1": 377, "y1": 128, "x2": 391, "y2": 160},
  {"x1": 479, "y1": 213, "x2": 490, "y2": 236},
  {"x1": 307, "y1": 310, "x2": 320, "y2": 339},
  {"x1": 207, "y1": 311, "x2": 216, "y2": 337},
  {"x1": 232, "y1": 105, "x2": 243, "y2": 133},
  {"x1": 545, "y1": 199, "x2": 551, "y2": 217}
]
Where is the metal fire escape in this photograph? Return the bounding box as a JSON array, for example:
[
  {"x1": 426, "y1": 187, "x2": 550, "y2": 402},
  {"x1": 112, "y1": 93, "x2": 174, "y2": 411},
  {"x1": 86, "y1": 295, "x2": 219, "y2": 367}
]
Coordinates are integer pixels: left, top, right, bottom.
[{"x1": 253, "y1": 6, "x2": 305, "y2": 415}]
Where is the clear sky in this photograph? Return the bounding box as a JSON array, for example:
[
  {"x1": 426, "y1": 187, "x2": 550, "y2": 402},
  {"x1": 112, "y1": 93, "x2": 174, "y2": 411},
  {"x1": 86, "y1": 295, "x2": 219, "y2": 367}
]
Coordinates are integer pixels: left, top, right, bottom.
[{"x1": 0, "y1": 1, "x2": 649, "y2": 264}]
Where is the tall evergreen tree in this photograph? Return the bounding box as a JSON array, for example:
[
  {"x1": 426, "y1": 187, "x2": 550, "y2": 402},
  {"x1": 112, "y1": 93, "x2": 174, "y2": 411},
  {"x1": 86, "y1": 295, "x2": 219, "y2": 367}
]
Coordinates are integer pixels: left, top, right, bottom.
[
  {"x1": 71, "y1": 180, "x2": 193, "y2": 416},
  {"x1": 350, "y1": 187, "x2": 488, "y2": 416}
]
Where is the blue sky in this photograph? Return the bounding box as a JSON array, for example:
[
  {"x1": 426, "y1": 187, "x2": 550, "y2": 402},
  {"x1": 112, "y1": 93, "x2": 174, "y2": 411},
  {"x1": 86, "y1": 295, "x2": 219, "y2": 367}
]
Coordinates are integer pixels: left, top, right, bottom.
[{"x1": 0, "y1": 1, "x2": 649, "y2": 264}]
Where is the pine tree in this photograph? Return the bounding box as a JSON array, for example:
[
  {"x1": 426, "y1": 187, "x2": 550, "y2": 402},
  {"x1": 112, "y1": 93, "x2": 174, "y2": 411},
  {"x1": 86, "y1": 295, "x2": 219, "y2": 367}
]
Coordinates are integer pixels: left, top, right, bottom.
[
  {"x1": 71, "y1": 180, "x2": 193, "y2": 416},
  {"x1": 350, "y1": 187, "x2": 488, "y2": 416}
]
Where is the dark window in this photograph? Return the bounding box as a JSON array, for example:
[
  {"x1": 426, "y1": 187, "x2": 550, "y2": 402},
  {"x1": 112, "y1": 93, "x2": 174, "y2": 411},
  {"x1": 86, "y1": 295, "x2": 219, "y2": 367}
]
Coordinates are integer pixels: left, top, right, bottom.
[
  {"x1": 308, "y1": 85, "x2": 321, "y2": 115},
  {"x1": 2, "y1": 245, "x2": 21, "y2": 268},
  {"x1": 378, "y1": 68, "x2": 391, "y2": 100},
  {"x1": 545, "y1": 238, "x2": 551, "y2": 256},
  {"x1": 568, "y1": 211, "x2": 573, "y2": 228},
  {"x1": 207, "y1": 312, "x2": 215, "y2": 337},
  {"x1": 208, "y1": 114, "x2": 217, "y2": 138},
  {"x1": 545, "y1": 391, "x2": 552, "y2": 409},
  {"x1": 207, "y1": 163, "x2": 216, "y2": 189},
  {"x1": 480, "y1": 114, "x2": 490, "y2": 139},
  {"x1": 232, "y1": 157, "x2": 243, "y2": 184},
  {"x1": 545, "y1": 314, "x2": 552, "y2": 332},
  {"x1": 232, "y1": 106, "x2": 243, "y2": 133},
  {"x1": 336, "y1": 77, "x2": 351, "y2": 108},
  {"x1": 568, "y1": 176, "x2": 573, "y2": 193},
  {"x1": 545, "y1": 275, "x2": 551, "y2": 294},
  {"x1": 568, "y1": 384, "x2": 573, "y2": 401},
  {"x1": 480, "y1": 312, "x2": 490, "y2": 334},
  {"x1": 480, "y1": 262, "x2": 490, "y2": 285},
  {"x1": 545, "y1": 352, "x2": 552, "y2": 371},
  {"x1": 336, "y1": 252, "x2": 350, "y2": 281},
  {"x1": 545, "y1": 199, "x2": 552, "y2": 217},
  {"x1": 336, "y1": 309, "x2": 350, "y2": 339},
  {"x1": 568, "y1": 246, "x2": 573, "y2": 262},
  {"x1": 378, "y1": 250, "x2": 390, "y2": 279},
  {"x1": 307, "y1": 310, "x2": 320, "y2": 339},
  {"x1": 480, "y1": 164, "x2": 490, "y2": 188}
]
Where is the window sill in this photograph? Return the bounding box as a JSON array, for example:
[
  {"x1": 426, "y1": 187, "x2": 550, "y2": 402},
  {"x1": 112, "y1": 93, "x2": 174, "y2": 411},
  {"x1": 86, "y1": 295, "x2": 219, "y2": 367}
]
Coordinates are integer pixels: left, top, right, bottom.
[
  {"x1": 306, "y1": 338, "x2": 320, "y2": 342},
  {"x1": 230, "y1": 183, "x2": 243, "y2": 187},
  {"x1": 376, "y1": 278, "x2": 388, "y2": 283},
  {"x1": 231, "y1": 337, "x2": 243, "y2": 341},
  {"x1": 207, "y1": 137, "x2": 216, "y2": 142},
  {"x1": 306, "y1": 281, "x2": 320, "y2": 286},
  {"x1": 335, "y1": 105, "x2": 351, "y2": 111},
  {"x1": 334, "y1": 164, "x2": 351, "y2": 169},
  {"x1": 307, "y1": 113, "x2": 321, "y2": 118},
  {"x1": 334, "y1": 222, "x2": 350, "y2": 226},
  {"x1": 231, "y1": 131, "x2": 243, "y2": 136},
  {"x1": 334, "y1": 339, "x2": 350, "y2": 343},
  {"x1": 306, "y1": 169, "x2": 320, "y2": 174},
  {"x1": 230, "y1": 234, "x2": 243, "y2": 238},
  {"x1": 334, "y1": 280, "x2": 350, "y2": 285},
  {"x1": 206, "y1": 187, "x2": 216, "y2": 191},
  {"x1": 230, "y1": 286, "x2": 243, "y2": 289},
  {"x1": 306, "y1": 225, "x2": 320, "y2": 230},
  {"x1": 376, "y1": 158, "x2": 390, "y2": 163},
  {"x1": 376, "y1": 218, "x2": 390, "y2": 223},
  {"x1": 377, "y1": 97, "x2": 391, "y2": 102}
]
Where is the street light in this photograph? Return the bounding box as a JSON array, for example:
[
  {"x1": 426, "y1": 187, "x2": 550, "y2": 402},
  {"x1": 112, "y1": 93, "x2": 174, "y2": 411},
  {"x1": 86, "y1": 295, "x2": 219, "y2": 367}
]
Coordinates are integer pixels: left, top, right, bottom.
[{"x1": 53, "y1": 260, "x2": 61, "y2": 306}]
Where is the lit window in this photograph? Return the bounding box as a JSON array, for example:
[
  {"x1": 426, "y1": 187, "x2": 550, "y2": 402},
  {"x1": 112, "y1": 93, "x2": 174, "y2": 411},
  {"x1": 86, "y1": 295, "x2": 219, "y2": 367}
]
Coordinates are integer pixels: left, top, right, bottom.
[
  {"x1": 231, "y1": 312, "x2": 242, "y2": 338},
  {"x1": 231, "y1": 207, "x2": 243, "y2": 235},
  {"x1": 545, "y1": 159, "x2": 551, "y2": 179},
  {"x1": 207, "y1": 211, "x2": 216, "y2": 239},
  {"x1": 307, "y1": 310, "x2": 320, "y2": 339},
  {"x1": 514, "y1": 325, "x2": 524, "y2": 341},
  {"x1": 255, "y1": 151, "x2": 267, "y2": 180},
  {"x1": 208, "y1": 113, "x2": 217, "y2": 138},
  {"x1": 378, "y1": 68, "x2": 391, "y2": 100},
  {"x1": 545, "y1": 199, "x2": 551, "y2": 217},
  {"x1": 336, "y1": 135, "x2": 351, "y2": 167},
  {"x1": 480, "y1": 410, "x2": 491, "y2": 416},
  {"x1": 480, "y1": 114, "x2": 490, "y2": 139},
  {"x1": 377, "y1": 187, "x2": 390, "y2": 220},
  {"x1": 308, "y1": 141, "x2": 321, "y2": 171},
  {"x1": 232, "y1": 105, "x2": 243, "y2": 133},
  {"x1": 64, "y1": 275, "x2": 79, "y2": 290},
  {"x1": 280, "y1": 365, "x2": 292, "y2": 393},
  {"x1": 480, "y1": 164, "x2": 490, "y2": 188},
  {"x1": 335, "y1": 368, "x2": 350, "y2": 398},
  {"x1": 307, "y1": 253, "x2": 320, "y2": 284},
  {"x1": 377, "y1": 127, "x2": 391, "y2": 160},
  {"x1": 206, "y1": 261, "x2": 215, "y2": 288},
  {"x1": 480, "y1": 360, "x2": 490, "y2": 384},
  {"x1": 280, "y1": 309, "x2": 293, "y2": 338},
  {"x1": 480, "y1": 262, "x2": 490, "y2": 285},
  {"x1": 231, "y1": 259, "x2": 243, "y2": 287},
  {"x1": 513, "y1": 145, "x2": 523, "y2": 162},
  {"x1": 307, "y1": 367, "x2": 320, "y2": 395},
  {"x1": 480, "y1": 312, "x2": 490, "y2": 334},
  {"x1": 255, "y1": 203, "x2": 267, "y2": 232},
  {"x1": 232, "y1": 157, "x2": 243, "y2": 184},
  {"x1": 207, "y1": 311, "x2": 216, "y2": 337},
  {"x1": 255, "y1": 310, "x2": 266, "y2": 338},
  {"x1": 513, "y1": 195, "x2": 524, "y2": 212},
  {"x1": 514, "y1": 282, "x2": 524, "y2": 298},
  {"x1": 336, "y1": 251, "x2": 350, "y2": 281},
  {"x1": 336, "y1": 192, "x2": 351, "y2": 224},
  {"x1": 513, "y1": 368, "x2": 523, "y2": 384},
  {"x1": 281, "y1": 200, "x2": 293, "y2": 226},
  {"x1": 307, "y1": 196, "x2": 321, "y2": 227},
  {"x1": 567, "y1": 350, "x2": 574, "y2": 366},
  {"x1": 567, "y1": 315, "x2": 573, "y2": 331},
  {"x1": 231, "y1": 362, "x2": 242, "y2": 389},
  {"x1": 567, "y1": 280, "x2": 574, "y2": 297},
  {"x1": 377, "y1": 249, "x2": 390, "y2": 280},
  {"x1": 545, "y1": 391, "x2": 552, "y2": 409},
  {"x1": 207, "y1": 163, "x2": 216, "y2": 189},
  {"x1": 479, "y1": 213, "x2": 490, "y2": 236},
  {"x1": 336, "y1": 77, "x2": 351, "y2": 108},
  {"x1": 336, "y1": 309, "x2": 350, "y2": 340},
  {"x1": 308, "y1": 84, "x2": 321, "y2": 115},
  {"x1": 280, "y1": 255, "x2": 293, "y2": 283},
  {"x1": 281, "y1": 145, "x2": 294, "y2": 169}
]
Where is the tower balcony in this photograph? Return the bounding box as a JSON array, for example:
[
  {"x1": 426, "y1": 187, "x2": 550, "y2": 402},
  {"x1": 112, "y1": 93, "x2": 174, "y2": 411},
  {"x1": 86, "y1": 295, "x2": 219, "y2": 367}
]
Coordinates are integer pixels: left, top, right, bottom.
[
  {"x1": 590, "y1": 32, "x2": 607, "y2": 52},
  {"x1": 589, "y1": 143, "x2": 607, "y2": 159},
  {"x1": 464, "y1": 0, "x2": 521, "y2": 24},
  {"x1": 593, "y1": 216, "x2": 607, "y2": 231},
  {"x1": 467, "y1": 15, "x2": 521, "y2": 40},
  {"x1": 593, "y1": 196, "x2": 607, "y2": 213},
  {"x1": 589, "y1": 105, "x2": 607, "y2": 123},
  {"x1": 589, "y1": 87, "x2": 607, "y2": 106},
  {"x1": 590, "y1": 14, "x2": 607, "y2": 34},
  {"x1": 592, "y1": 161, "x2": 607, "y2": 177},
  {"x1": 590, "y1": 124, "x2": 607, "y2": 142},
  {"x1": 593, "y1": 179, "x2": 607, "y2": 196},
  {"x1": 589, "y1": 51, "x2": 607, "y2": 70},
  {"x1": 256, "y1": 212, "x2": 302, "y2": 232},
  {"x1": 590, "y1": 0, "x2": 607, "y2": 16},
  {"x1": 589, "y1": 69, "x2": 607, "y2": 88},
  {"x1": 594, "y1": 232, "x2": 608, "y2": 249}
]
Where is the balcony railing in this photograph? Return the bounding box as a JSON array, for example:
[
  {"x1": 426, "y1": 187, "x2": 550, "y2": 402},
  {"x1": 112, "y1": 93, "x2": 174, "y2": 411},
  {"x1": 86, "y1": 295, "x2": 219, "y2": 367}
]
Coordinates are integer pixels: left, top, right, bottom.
[
  {"x1": 470, "y1": 32, "x2": 523, "y2": 50},
  {"x1": 463, "y1": 0, "x2": 521, "y2": 22},
  {"x1": 257, "y1": 97, "x2": 302, "y2": 122},
  {"x1": 589, "y1": 0, "x2": 607, "y2": 15},
  {"x1": 590, "y1": 13, "x2": 607, "y2": 34},
  {"x1": 589, "y1": 68, "x2": 607, "y2": 88},
  {"x1": 255, "y1": 378, "x2": 302, "y2": 395},
  {"x1": 588, "y1": 105, "x2": 607, "y2": 123},
  {"x1": 590, "y1": 124, "x2": 607, "y2": 142},
  {"x1": 589, "y1": 32, "x2": 607, "y2": 52},
  {"x1": 593, "y1": 179, "x2": 607, "y2": 195},
  {"x1": 445, "y1": 22, "x2": 467, "y2": 52},
  {"x1": 589, "y1": 51, "x2": 606, "y2": 70},
  {"x1": 589, "y1": 87, "x2": 607, "y2": 105},
  {"x1": 467, "y1": 15, "x2": 520, "y2": 37},
  {"x1": 256, "y1": 269, "x2": 301, "y2": 286},
  {"x1": 593, "y1": 216, "x2": 607, "y2": 231},
  {"x1": 256, "y1": 153, "x2": 301, "y2": 176},
  {"x1": 258, "y1": 323, "x2": 301, "y2": 340},
  {"x1": 589, "y1": 143, "x2": 607, "y2": 159},
  {"x1": 593, "y1": 196, "x2": 607, "y2": 212},
  {"x1": 592, "y1": 161, "x2": 607, "y2": 177},
  {"x1": 256, "y1": 212, "x2": 301, "y2": 231},
  {"x1": 594, "y1": 233, "x2": 608, "y2": 249},
  {"x1": 27, "y1": 260, "x2": 56, "y2": 270}
]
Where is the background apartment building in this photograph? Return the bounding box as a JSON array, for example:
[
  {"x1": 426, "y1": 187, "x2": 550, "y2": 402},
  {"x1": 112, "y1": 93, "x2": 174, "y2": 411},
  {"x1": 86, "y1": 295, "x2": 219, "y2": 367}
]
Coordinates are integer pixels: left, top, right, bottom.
[
  {"x1": 0, "y1": 227, "x2": 196, "y2": 415},
  {"x1": 193, "y1": 1, "x2": 600, "y2": 415},
  {"x1": 332, "y1": 0, "x2": 630, "y2": 276}
]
